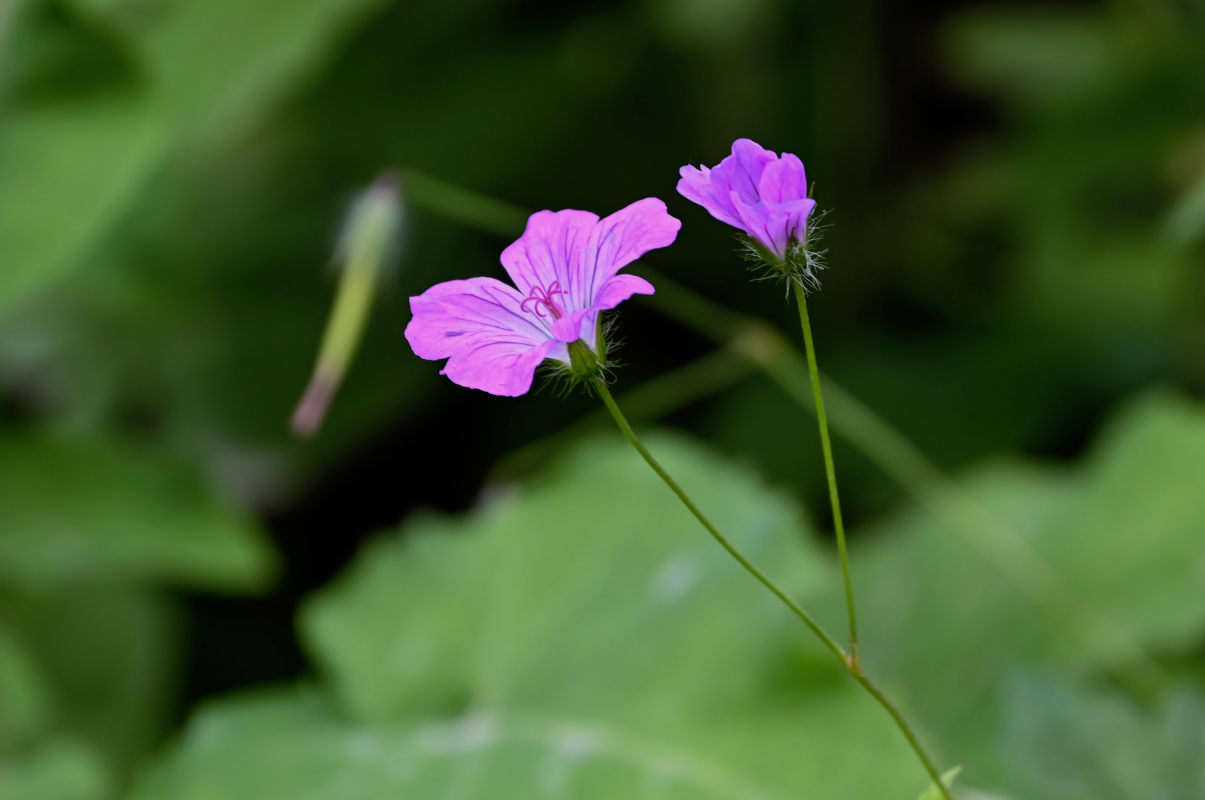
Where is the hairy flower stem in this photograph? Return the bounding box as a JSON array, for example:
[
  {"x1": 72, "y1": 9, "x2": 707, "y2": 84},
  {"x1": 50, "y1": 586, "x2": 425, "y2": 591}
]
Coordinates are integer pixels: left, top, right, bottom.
[
  {"x1": 592, "y1": 376, "x2": 953, "y2": 800},
  {"x1": 792, "y1": 280, "x2": 859, "y2": 661}
]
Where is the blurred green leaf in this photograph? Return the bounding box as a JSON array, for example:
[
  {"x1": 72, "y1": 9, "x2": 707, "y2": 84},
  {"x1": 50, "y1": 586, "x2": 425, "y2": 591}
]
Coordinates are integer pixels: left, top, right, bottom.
[
  {"x1": 998, "y1": 675, "x2": 1205, "y2": 800},
  {"x1": 0, "y1": 0, "x2": 391, "y2": 318},
  {"x1": 131, "y1": 0, "x2": 391, "y2": 143},
  {"x1": 133, "y1": 434, "x2": 934, "y2": 799},
  {"x1": 301, "y1": 433, "x2": 831, "y2": 723},
  {"x1": 133, "y1": 685, "x2": 930, "y2": 800},
  {"x1": 0, "y1": 431, "x2": 275, "y2": 590},
  {"x1": 5, "y1": 584, "x2": 180, "y2": 772},
  {"x1": 0, "y1": 0, "x2": 162, "y2": 318},
  {"x1": 0, "y1": 622, "x2": 53, "y2": 747},
  {"x1": 0, "y1": 738, "x2": 111, "y2": 800},
  {"x1": 851, "y1": 392, "x2": 1205, "y2": 786}
]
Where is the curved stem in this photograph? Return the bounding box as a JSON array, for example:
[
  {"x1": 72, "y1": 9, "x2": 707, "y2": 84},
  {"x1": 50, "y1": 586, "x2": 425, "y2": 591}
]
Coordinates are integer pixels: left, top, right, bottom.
[
  {"x1": 792, "y1": 281, "x2": 858, "y2": 657},
  {"x1": 592, "y1": 377, "x2": 952, "y2": 800},
  {"x1": 591, "y1": 376, "x2": 847, "y2": 665},
  {"x1": 852, "y1": 673, "x2": 953, "y2": 798}
]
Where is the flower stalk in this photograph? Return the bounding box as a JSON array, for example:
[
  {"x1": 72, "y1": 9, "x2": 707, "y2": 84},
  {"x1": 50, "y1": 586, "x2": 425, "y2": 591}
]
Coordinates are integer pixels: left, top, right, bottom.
[
  {"x1": 793, "y1": 279, "x2": 859, "y2": 660},
  {"x1": 292, "y1": 172, "x2": 401, "y2": 437},
  {"x1": 592, "y1": 374, "x2": 952, "y2": 800}
]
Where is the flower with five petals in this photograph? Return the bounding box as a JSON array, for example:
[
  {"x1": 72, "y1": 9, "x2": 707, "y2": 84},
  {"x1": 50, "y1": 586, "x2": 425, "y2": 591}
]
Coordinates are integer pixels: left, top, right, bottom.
[{"x1": 405, "y1": 198, "x2": 680, "y2": 396}]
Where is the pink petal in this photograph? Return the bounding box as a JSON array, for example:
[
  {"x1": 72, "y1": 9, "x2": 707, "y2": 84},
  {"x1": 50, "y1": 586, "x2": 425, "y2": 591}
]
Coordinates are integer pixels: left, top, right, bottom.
[
  {"x1": 677, "y1": 165, "x2": 743, "y2": 229},
  {"x1": 499, "y1": 209, "x2": 598, "y2": 298},
  {"x1": 730, "y1": 191, "x2": 787, "y2": 261},
  {"x1": 758, "y1": 152, "x2": 808, "y2": 204},
  {"x1": 440, "y1": 335, "x2": 557, "y2": 397},
  {"x1": 570, "y1": 198, "x2": 678, "y2": 313},
  {"x1": 550, "y1": 273, "x2": 655, "y2": 343},
  {"x1": 405, "y1": 277, "x2": 556, "y2": 396},
  {"x1": 716, "y1": 139, "x2": 776, "y2": 204}
]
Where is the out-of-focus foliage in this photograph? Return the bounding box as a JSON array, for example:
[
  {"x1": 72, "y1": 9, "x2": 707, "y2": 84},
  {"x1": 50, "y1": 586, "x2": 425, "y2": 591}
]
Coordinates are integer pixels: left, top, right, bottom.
[
  {"x1": 0, "y1": 428, "x2": 276, "y2": 785},
  {"x1": 999, "y1": 676, "x2": 1205, "y2": 800},
  {"x1": 0, "y1": 0, "x2": 389, "y2": 317},
  {"x1": 0, "y1": 738, "x2": 111, "y2": 800},
  {"x1": 133, "y1": 436, "x2": 925, "y2": 800},
  {"x1": 136, "y1": 394, "x2": 1205, "y2": 798},
  {"x1": 1, "y1": 0, "x2": 1204, "y2": 797},
  {"x1": 849, "y1": 392, "x2": 1205, "y2": 791},
  {"x1": 0, "y1": 433, "x2": 273, "y2": 588}
]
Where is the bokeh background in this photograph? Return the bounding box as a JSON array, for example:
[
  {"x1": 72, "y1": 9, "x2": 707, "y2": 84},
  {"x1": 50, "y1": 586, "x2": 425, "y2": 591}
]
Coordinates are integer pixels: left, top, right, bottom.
[{"x1": 2, "y1": 0, "x2": 1205, "y2": 797}]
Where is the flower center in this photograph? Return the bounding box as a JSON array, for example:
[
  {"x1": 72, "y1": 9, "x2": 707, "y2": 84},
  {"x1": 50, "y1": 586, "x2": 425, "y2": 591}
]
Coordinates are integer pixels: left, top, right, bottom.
[{"x1": 519, "y1": 281, "x2": 567, "y2": 320}]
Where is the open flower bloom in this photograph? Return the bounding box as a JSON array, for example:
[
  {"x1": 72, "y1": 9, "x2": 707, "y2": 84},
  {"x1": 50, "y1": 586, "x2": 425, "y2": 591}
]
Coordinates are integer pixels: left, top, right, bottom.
[
  {"x1": 677, "y1": 138, "x2": 817, "y2": 265},
  {"x1": 405, "y1": 198, "x2": 680, "y2": 396}
]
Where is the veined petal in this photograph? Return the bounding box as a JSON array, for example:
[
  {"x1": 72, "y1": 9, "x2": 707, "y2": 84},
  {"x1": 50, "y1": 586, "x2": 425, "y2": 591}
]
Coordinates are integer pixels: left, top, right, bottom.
[
  {"x1": 405, "y1": 277, "x2": 555, "y2": 396},
  {"x1": 500, "y1": 209, "x2": 598, "y2": 298},
  {"x1": 571, "y1": 198, "x2": 678, "y2": 313},
  {"x1": 440, "y1": 334, "x2": 557, "y2": 397},
  {"x1": 550, "y1": 273, "x2": 655, "y2": 343},
  {"x1": 677, "y1": 165, "x2": 743, "y2": 229}
]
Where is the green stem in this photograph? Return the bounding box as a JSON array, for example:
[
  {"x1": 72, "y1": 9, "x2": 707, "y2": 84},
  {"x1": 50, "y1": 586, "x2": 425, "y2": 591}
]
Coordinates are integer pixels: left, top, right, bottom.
[
  {"x1": 792, "y1": 281, "x2": 859, "y2": 657},
  {"x1": 592, "y1": 377, "x2": 952, "y2": 800},
  {"x1": 852, "y1": 673, "x2": 954, "y2": 799},
  {"x1": 591, "y1": 376, "x2": 847, "y2": 665}
]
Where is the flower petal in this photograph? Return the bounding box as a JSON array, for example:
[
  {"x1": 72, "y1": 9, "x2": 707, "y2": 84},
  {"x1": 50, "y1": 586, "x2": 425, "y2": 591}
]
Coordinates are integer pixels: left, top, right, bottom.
[
  {"x1": 779, "y1": 196, "x2": 818, "y2": 245},
  {"x1": 550, "y1": 273, "x2": 655, "y2": 343},
  {"x1": 758, "y1": 152, "x2": 808, "y2": 204},
  {"x1": 677, "y1": 165, "x2": 743, "y2": 229},
  {"x1": 405, "y1": 277, "x2": 556, "y2": 396},
  {"x1": 440, "y1": 335, "x2": 557, "y2": 397},
  {"x1": 730, "y1": 191, "x2": 787, "y2": 261},
  {"x1": 499, "y1": 209, "x2": 599, "y2": 298},
  {"x1": 714, "y1": 138, "x2": 776, "y2": 205},
  {"x1": 570, "y1": 198, "x2": 679, "y2": 314}
]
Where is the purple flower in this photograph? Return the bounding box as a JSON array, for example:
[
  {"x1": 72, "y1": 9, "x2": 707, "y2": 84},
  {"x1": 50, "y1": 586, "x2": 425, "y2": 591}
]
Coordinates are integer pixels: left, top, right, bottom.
[
  {"x1": 677, "y1": 138, "x2": 817, "y2": 264},
  {"x1": 405, "y1": 198, "x2": 681, "y2": 396}
]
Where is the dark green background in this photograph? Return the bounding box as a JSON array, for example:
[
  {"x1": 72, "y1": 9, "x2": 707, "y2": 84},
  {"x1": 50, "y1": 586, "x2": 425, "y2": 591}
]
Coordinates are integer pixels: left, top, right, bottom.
[{"x1": 2, "y1": 0, "x2": 1204, "y2": 797}]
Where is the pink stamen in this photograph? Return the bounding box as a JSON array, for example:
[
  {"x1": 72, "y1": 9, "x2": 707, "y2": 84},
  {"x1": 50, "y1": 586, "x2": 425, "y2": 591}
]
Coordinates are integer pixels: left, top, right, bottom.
[{"x1": 520, "y1": 281, "x2": 567, "y2": 320}]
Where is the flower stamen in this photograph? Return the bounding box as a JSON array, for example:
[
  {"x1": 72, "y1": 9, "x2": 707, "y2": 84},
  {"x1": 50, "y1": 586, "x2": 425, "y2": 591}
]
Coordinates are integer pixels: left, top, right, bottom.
[{"x1": 519, "y1": 281, "x2": 568, "y2": 320}]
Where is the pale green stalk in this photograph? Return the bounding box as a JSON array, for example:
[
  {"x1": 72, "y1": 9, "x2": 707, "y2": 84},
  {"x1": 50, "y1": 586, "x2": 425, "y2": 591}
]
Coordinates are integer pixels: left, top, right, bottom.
[{"x1": 292, "y1": 174, "x2": 400, "y2": 437}]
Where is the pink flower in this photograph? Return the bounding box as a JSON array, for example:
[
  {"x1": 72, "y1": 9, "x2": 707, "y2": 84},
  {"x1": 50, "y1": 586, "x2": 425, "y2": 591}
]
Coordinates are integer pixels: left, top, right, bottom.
[
  {"x1": 677, "y1": 138, "x2": 816, "y2": 264},
  {"x1": 405, "y1": 198, "x2": 681, "y2": 396}
]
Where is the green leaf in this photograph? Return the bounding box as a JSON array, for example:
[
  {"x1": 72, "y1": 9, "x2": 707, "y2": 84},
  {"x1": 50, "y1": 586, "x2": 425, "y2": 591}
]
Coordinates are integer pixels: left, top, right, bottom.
[
  {"x1": 134, "y1": 434, "x2": 932, "y2": 799},
  {"x1": 5, "y1": 584, "x2": 180, "y2": 772},
  {"x1": 301, "y1": 433, "x2": 833, "y2": 723},
  {"x1": 129, "y1": 0, "x2": 391, "y2": 143},
  {"x1": 850, "y1": 391, "x2": 1205, "y2": 781},
  {"x1": 0, "y1": 0, "x2": 390, "y2": 317},
  {"x1": 0, "y1": 739, "x2": 111, "y2": 800},
  {"x1": 0, "y1": 431, "x2": 275, "y2": 590},
  {"x1": 0, "y1": 622, "x2": 53, "y2": 747},
  {"x1": 135, "y1": 685, "x2": 928, "y2": 800},
  {"x1": 0, "y1": 0, "x2": 162, "y2": 318},
  {"x1": 998, "y1": 675, "x2": 1205, "y2": 800}
]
